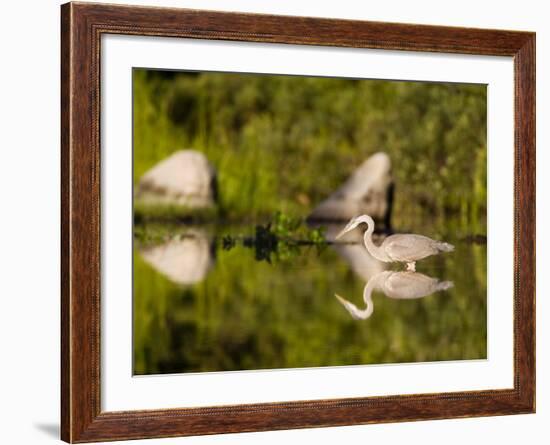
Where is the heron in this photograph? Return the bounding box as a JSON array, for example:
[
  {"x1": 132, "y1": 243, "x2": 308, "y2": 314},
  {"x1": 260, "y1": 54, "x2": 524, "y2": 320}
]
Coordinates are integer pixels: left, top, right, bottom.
[
  {"x1": 335, "y1": 270, "x2": 453, "y2": 320},
  {"x1": 335, "y1": 214, "x2": 454, "y2": 271}
]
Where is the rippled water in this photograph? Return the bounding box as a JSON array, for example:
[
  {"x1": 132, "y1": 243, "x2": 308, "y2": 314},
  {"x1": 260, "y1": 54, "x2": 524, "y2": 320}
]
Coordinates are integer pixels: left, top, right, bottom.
[{"x1": 133, "y1": 223, "x2": 486, "y2": 375}]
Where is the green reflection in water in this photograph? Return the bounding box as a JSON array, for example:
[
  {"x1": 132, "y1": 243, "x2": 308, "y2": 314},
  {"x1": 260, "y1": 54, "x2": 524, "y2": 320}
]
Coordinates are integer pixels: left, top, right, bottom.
[{"x1": 133, "y1": 223, "x2": 486, "y2": 375}]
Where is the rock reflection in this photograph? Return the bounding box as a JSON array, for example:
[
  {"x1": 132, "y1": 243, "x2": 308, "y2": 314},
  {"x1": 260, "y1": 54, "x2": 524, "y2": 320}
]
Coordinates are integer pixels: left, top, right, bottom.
[
  {"x1": 335, "y1": 270, "x2": 453, "y2": 320},
  {"x1": 139, "y1": 230, "x2": 214, "y2": 285}
]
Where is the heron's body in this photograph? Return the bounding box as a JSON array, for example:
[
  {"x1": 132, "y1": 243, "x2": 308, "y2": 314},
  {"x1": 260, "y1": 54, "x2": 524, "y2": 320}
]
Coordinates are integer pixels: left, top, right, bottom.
[
  {"x1": 335, "y1": 270, "x2": 453, "y2": 320},
  {"x1": 378, "y1": 270, "x2": 452, "y2": 299},
  {"x1": 379, "y1": 233, "x2": 453, "y2": 263},
  {"x1": 336, "y1": 214, "x2": 454, "y2": 271}
]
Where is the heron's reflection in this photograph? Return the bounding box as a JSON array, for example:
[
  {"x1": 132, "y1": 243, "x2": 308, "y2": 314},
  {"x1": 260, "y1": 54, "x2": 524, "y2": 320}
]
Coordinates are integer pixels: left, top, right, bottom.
[{"x1": 335, "y1": 270, "x2": 453, "y2": 320}]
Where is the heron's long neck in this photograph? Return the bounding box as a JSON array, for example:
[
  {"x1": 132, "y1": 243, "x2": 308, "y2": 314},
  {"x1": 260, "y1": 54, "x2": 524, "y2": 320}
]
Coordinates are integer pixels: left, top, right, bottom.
[
  {"x1": 335, "y1": 276, "x2": 380, "y2": 320},
  {"x1": 360, "y1": 278, "x2": 376, "y2": 319},
  {"x1": 363, "y1": 221, "x2": 390, "y2": 262},
  {"x1": 342, "y1": 282, "x2": 375, "y2": 320}
]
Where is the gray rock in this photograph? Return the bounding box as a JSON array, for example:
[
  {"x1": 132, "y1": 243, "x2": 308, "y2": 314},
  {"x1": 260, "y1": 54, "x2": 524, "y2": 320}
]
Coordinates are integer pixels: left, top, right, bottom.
[
  {"x1": 308, "y1": 152, "x2": 393, "y2": 226},
  {"x1": 136, "y1": 150, "x2": 217, "y2": 207}
]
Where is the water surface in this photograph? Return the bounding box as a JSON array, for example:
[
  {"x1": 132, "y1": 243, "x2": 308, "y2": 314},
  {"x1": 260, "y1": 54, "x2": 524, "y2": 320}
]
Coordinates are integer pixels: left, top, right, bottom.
[{"x1": 133, "y1": 222, "x2": 486, "y2": 375}]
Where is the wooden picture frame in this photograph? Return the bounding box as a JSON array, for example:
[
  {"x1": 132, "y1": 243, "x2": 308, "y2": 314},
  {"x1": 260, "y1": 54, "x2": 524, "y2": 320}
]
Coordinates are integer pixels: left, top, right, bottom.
[{"x1": 61, "y1": 2, "x2": 535, "y2": 442}]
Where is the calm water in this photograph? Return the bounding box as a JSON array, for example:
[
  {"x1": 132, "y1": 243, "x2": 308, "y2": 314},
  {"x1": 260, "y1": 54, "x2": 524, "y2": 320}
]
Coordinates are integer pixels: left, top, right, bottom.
[{"x1": 133, "y1": 223, "x2": 487, "y2": 375}]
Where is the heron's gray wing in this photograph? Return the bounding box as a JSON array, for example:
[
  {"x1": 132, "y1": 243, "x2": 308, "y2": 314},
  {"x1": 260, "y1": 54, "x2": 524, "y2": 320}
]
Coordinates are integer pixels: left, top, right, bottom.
[{"x1": 382, "y1": 234, "x2": 438, "y2": 262}]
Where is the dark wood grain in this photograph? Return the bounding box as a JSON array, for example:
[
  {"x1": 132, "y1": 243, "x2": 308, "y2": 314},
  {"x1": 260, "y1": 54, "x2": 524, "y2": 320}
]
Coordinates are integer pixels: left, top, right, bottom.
[
  {"x1": 60, "y1": 2, "x2": 536, "y2": 442},
  {"x1": 60, "y1": 4, "x2": 70, "y2": 440},
  {"x1": 514, "y1": 34, "x2": 536, "y2": 411}
]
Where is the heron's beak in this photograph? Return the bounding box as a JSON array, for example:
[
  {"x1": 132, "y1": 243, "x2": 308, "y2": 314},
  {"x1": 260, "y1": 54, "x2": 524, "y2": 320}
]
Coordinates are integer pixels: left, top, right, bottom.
[
  {"x1": 335, "y1": 224, "x2": 352, "y2": 240},
  {"x1": 335, "y1": 293, "x2": 346, "y2": 304},
  {"x1": 335, "y1": 293, "x2": 351, "y2": 311},
  {"x1": 335, "y1": 294, "x2": 362, "y2": 320}
]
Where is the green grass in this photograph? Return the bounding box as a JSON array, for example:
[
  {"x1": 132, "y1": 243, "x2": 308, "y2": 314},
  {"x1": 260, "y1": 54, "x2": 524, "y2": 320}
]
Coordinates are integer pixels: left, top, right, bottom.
[
  {"x1": 133, "y1": 70, "x2": 487, "y2": 231},
  {"x1": 134, "y1": 202, "x2": 221, "y2": 225}
]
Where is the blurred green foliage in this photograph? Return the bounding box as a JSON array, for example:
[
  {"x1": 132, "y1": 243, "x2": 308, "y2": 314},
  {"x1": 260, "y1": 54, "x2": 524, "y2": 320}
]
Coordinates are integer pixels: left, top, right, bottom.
[
  {"x1": 133, "y1": 69, "x2": 486, "y2": 230},
  {"x1": 232, "y1": 212, "x2": 327, "y2": 263}
]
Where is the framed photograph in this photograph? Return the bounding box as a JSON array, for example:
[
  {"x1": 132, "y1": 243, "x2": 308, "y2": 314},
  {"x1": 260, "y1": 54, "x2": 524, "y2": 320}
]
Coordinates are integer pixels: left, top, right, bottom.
[{"x1": 61, "y1": 2, "x2": 535, "y2": 442}]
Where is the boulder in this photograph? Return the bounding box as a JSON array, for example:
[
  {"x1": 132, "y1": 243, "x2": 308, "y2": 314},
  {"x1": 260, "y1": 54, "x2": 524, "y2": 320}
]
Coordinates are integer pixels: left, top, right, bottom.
[
  {"x1": 136, "y1": 150, "x2": 217, "y2": 207},
  {"x1": 308, "y1": 152, "x2": 393, "y2": 227}
]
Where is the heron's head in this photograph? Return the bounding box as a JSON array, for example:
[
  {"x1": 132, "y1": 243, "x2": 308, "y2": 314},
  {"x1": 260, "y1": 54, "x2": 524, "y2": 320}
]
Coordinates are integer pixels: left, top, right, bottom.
[
  {"x1": 335, "y1": 214, "x2": 373, "y2": 240},
  {"x1": 335, "y1": 293, "x2": 374, "y2": 320}
]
